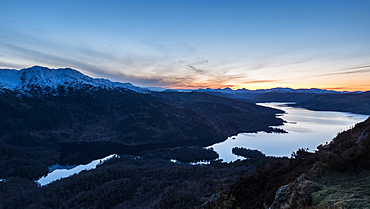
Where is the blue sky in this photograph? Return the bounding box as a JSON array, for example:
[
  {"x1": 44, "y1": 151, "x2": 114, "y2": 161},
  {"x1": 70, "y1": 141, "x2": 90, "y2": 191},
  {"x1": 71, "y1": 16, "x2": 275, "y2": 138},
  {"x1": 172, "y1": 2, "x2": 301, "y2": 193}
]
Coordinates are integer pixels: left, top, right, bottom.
[{"x1": 0, "y1": 0, "x2": 369, "y2": 90}]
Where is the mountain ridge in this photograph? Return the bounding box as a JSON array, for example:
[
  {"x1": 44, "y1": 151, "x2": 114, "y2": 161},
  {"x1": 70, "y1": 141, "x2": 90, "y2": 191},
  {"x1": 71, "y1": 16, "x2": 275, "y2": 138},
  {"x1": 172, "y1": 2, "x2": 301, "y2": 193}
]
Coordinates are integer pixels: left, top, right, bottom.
[
  {"x1": 2, "y1": 66, "x2": 363, "y2": 96},
  {"x1": 294, "y1": 91, "x2": 370, "y2": 115},
  {"x1": 194, "y1": 87, "x2": 360, "y2": 94},
  {"x1": 0, "y1": 66, "x2": 147, "y2": 94}
]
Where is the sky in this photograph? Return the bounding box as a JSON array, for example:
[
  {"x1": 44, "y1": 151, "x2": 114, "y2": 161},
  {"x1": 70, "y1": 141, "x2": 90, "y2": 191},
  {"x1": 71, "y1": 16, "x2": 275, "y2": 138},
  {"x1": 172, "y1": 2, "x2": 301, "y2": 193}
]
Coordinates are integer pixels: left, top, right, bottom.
[{"x1": 0, "y1": 0, "x2": 369, "y2": 91}]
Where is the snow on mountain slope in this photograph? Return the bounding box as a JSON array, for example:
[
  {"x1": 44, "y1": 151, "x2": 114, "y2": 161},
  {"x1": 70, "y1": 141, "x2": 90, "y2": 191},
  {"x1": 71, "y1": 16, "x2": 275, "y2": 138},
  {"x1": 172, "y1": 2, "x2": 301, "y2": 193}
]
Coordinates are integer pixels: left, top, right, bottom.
[{"x1": 0, "y1": 66, "x2": 147, "y2": 93}]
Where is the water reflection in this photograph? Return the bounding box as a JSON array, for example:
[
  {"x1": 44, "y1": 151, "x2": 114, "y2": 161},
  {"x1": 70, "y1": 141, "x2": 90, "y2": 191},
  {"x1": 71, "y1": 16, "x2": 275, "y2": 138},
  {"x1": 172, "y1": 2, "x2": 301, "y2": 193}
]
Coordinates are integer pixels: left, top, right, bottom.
[
  {"x1": 37, "y1": 154, "x2": 119, "y2": 186},
  {"x1": 209, "y1": 103, "x2": 368, "y2": 162}
]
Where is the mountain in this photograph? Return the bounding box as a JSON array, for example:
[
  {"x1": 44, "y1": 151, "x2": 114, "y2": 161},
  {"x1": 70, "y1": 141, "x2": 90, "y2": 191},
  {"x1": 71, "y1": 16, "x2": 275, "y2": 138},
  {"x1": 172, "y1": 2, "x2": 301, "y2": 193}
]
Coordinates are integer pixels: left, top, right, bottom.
[
  {"x1": 0, "y1": 66, "x2": 147, "y2": 94},
  {"x1": 0, "y1": 66, "x2": 283, "y2": 146},
  {"x1": 194, "y1": 87, "x2": 360, "y2": 103},
  {"x1": 194, "y1": 87, "x2": 370, "y2": 115},
  {"x1": 294, "y1": 91, "x2": 370, "y2": 115},
  {"x1": 196, "y1": 87, "x2": 344, "y2": 94},
  {"x1": 0, "y1": 66, "x2": 284, "y2": 179}
]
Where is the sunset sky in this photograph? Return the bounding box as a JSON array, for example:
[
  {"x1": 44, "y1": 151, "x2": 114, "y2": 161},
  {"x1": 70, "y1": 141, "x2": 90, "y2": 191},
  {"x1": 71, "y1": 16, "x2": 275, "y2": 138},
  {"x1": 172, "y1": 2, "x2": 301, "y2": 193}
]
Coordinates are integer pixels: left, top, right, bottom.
[{"x1": 0, "y1": 0, "x2": 369, "y2": 91}]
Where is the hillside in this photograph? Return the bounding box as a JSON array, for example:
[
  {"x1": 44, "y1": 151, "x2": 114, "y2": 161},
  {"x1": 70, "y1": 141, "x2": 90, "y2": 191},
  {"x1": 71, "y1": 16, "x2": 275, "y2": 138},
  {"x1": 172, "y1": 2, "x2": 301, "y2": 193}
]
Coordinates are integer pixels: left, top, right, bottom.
[
  {"x1": 295, "y1": 91, "x2": 370, "y2": 115},
  {"x1": 0, "y1": 87, "x2": 283, "y2": 147},
  {"x1": 194, "y1": 87, "x2": 350, "y2": 103},
  {"x1": 0, "y1": 66, "x2": 284, "y2": 180},
  {"x1": 211, "y1": 116, "x2": 370, "y2": 208}
]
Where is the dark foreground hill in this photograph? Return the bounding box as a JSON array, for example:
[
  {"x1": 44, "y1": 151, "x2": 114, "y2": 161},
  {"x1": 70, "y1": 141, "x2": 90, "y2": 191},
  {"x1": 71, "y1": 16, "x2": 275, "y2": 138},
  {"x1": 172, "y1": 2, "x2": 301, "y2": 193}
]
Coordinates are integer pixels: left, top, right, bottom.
[{"x1": 209, "y1": 116, "x2": 370, "y2": 209}]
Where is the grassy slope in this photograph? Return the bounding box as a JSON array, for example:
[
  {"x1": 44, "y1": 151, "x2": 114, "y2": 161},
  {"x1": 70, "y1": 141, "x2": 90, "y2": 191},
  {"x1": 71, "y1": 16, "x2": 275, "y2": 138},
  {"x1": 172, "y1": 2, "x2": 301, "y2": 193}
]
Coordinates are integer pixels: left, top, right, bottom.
[{"x1": 310, "y1": 171, "x2": 370, "y2": 208}]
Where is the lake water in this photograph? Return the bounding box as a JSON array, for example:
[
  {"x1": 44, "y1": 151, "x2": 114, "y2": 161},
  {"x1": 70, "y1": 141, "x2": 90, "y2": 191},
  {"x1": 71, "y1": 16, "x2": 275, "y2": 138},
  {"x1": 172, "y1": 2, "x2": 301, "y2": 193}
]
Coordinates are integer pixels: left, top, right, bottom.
[
  {"x1": 208, "y1": 103, "x2": 369, "y2": 162},
  {"x1": 37, "y1": 154, "x2": 119, "y2": 186}
]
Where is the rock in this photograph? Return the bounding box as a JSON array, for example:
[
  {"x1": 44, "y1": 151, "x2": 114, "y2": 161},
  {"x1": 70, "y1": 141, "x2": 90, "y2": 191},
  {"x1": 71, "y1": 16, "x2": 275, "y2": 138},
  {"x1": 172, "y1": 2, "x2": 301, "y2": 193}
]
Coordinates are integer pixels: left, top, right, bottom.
[
  {"x1": 270, "y1": 183, "x2": 295, "y2": 209},
  {"x1": 270, "y1": 173, "x2": 321, "y2": 209}
]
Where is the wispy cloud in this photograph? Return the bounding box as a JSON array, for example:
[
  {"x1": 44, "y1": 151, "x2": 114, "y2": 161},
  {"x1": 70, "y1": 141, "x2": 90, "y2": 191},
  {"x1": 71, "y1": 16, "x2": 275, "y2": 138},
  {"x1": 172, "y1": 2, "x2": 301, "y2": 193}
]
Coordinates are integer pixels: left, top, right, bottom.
[
  {"x1": 309, "y1": 64, "x2": 370, "y2": 78},
  {"x1": 187, "y1": 65, "x2": 205, "y2": 73},
  {"x1": 0, "y1": 30, "x2": 256, "y2": 88},
  {"x1": 241, "y1": 80, "x2": 278, "y2": 84},
  {"x1": 1, "y1": 28, "x2": 369, "y2": 91}
]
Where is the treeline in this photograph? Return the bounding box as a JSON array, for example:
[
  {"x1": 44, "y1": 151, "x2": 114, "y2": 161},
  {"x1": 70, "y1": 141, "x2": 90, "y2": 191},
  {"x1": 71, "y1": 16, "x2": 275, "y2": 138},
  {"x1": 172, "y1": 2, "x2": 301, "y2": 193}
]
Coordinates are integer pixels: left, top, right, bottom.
[
  {"x1": 139, "y1": 146, "x2": 219, "y2": 163},
  {"x1": 232, "y1": 147, "x2": 266, "y2": 159},
  {"x1": 0, "y1": 139, "x2": 60, "y2": 179},
  {"x1": 0, "y1": 87, "x2": 284, "y2": 148},
  {"x1": 1, "y1": 156, "x2": 279, "y2": 209}
]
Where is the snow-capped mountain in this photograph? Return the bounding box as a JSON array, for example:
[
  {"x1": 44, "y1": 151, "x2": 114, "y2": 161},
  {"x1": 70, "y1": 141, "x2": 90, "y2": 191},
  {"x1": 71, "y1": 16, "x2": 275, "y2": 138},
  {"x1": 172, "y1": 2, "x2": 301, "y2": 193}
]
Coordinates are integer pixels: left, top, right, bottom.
[{"x1": 0, "y1": 66, "x2": 147, "y2": 94}]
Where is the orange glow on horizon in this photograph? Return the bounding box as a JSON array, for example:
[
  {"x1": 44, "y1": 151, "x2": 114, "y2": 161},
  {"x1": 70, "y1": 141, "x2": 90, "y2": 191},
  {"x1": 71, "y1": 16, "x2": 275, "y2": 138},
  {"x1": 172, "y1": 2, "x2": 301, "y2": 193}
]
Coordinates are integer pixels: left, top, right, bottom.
[
  {"x1": 158, "y1": 71, "x2": 370, "y2": 92},
  {"x1": 167, "y1": 83, "x2": 370, "y2": 92}
]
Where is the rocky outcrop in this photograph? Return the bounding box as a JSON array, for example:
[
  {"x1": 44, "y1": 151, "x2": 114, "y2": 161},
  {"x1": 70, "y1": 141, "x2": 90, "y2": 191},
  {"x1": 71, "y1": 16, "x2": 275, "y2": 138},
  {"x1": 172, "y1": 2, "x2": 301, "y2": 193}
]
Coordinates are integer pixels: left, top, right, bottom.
[
  {"x1": 269, "y1": 173, "x2": 321, "y2": 209},
  {"x1": 271, "y1": 168, "x2": 370, "y2": 209},
  {"x1": 270, "y1": 183, "x2": 295, "y2": 209}
]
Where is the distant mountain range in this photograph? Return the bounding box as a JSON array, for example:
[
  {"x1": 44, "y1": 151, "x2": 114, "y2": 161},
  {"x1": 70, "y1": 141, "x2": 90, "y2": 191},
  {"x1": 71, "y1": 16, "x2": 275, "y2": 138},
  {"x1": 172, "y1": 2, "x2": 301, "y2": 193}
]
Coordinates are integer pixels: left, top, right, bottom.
[
  {"x1": 195, "y1": 87, "x2": 355, "y2": 94},
  {"x1": 294, "y1": 91, "x2": 370, "y2": 115},
  {"x1": 192, "y1": 87, "x2": 370, "y2": 115},
  {"x1": 0, "y1": 65, "x2": 363, "y2": 97},
  {"x1": 192, "y1": 87, "x2": 362, "y2": 103},
  {"x1": 1, "y1": 66, "x2": 368, "y2": 116}
]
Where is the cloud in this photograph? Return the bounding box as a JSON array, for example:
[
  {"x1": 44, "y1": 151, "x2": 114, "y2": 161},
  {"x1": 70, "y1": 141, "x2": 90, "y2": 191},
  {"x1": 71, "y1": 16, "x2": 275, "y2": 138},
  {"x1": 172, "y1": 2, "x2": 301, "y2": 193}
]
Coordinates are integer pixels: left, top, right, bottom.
[
  {"x1": 242, "y1": 79, "x2": 278, "y2": 84},
  {"x1": 187, "y1": 65, "x2": 205, "y2": 73},
  {"x1": 313, "y1": 64, "x2": 370, "y2": 77},
  {"x1": 2, "y1": 28, "x2": 368, "y2": 91},
  {"x1": 324, "y1": 84, "x2": 370, "y2": 91},
  {"x1": 0, "y1": 29, "x2": 312, "y2": 89},
  {"x1": 0, "y1": 42, "x2": 114, "y2": 78},
  {"x1": 0, "y1": 33, "x2": 182, "y2": 85},
  {"x1": 0, "y1": 31, "x2": 236, "y2": 88},
  {"x1": 0, "y1": 60, "x2": 23, "y2": 69}
]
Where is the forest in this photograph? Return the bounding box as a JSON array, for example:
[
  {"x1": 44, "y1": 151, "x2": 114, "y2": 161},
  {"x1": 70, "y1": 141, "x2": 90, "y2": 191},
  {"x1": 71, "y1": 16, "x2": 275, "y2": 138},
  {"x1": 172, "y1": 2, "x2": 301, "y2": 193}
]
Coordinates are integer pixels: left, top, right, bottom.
[
  {"x1": 1, "y1": 152, "x2": 286, "y2": 208},
  {"x1": 2, "y1": 116, "x2": 370, "y2": 208}
]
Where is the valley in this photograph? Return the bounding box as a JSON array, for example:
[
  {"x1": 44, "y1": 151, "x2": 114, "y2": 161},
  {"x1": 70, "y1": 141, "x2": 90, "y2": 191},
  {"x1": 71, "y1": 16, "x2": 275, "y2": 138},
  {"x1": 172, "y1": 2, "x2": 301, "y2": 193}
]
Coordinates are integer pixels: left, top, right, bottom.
[
  {"x1": 1, "y1": 1, "x2": 369, "y2": 208},
  {"x1": 0, "y1": 66, "x2": 369, "y2": 208},
  {"x1": 0, "y1": 66, "x2": 283, "y2": 180}
]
